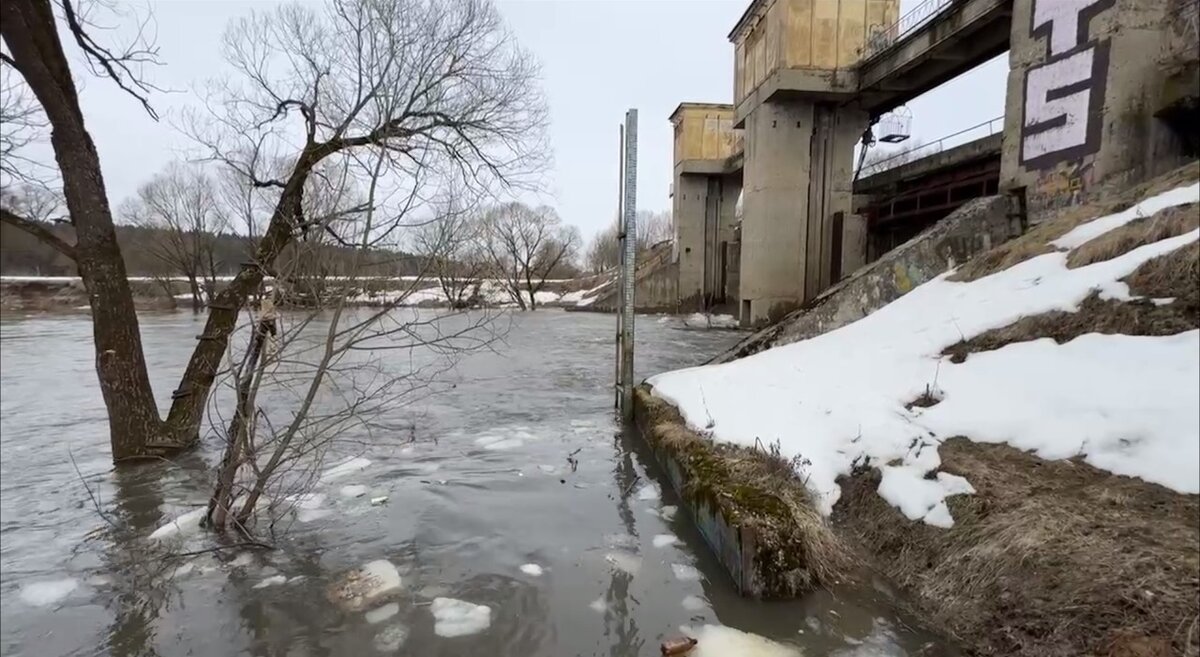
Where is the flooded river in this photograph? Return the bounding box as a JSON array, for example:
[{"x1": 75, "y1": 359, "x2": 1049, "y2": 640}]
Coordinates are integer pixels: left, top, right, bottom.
[{"x1": 1, "y1": 309, "x2": 946, "y2": 656}]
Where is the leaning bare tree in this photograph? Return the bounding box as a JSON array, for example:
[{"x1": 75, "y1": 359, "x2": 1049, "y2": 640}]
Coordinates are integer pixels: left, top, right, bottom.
[
  {"x1": 0, "y1": 0, "x2": 545, "y2": 461},
  {"x1": 120, "y1": 163, "x2": 228, "y2": 311},
  {"x1": 480, "y1": 202, "x2": 579, "y2": 310},
  {"x1": 411, "y1": 197, "x2": 487, "y2": 309}
]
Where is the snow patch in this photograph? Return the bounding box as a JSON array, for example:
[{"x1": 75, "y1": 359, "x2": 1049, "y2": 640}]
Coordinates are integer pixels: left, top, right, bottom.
[
  {"x1": 649, "y1": 182, "x2": 1200, "y2": 527},
  {"x1": 431, "y1": 597, "x2": 492, "y2": 637},
  {"x1": 18, "y1": 579, "x2": 78, "y2": 607}
]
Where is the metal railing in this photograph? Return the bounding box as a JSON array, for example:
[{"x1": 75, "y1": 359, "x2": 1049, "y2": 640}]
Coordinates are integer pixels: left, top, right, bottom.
[
  {"x1": 862, "y1": 115, "x2": 1003, "y2": 177},
  {"x1": 863, "y1": 0, "x2": 958, "y2": 60}
]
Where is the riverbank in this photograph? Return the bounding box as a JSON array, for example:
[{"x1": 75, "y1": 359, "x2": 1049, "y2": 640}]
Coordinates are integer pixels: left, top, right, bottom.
[{"x1": 637, "y1": 163, "x2": 1200, "y2": 656}]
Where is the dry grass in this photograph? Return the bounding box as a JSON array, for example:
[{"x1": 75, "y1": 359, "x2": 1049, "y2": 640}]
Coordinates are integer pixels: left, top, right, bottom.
[
  {"x1": 834, "y1": 439, "x2": 1200, "y2": 657},
  {"x1": 633, "y1": 386, "x2": 855, "y2": 597},
  {"x1": 1067, "y1": 203, "x2": 1199, "y2": 269},
  {"x1": 952, "y1": 161, "x2": 1200, "y2": 283},
  {"x1": 1126, "y1": 241, "x2": 1200, "y2": 304}
]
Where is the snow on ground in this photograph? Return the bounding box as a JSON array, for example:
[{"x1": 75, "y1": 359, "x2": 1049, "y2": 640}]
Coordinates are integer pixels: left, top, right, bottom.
[
  {"x1": 560, "y1": 280, "x2": 612, "y2": 306},
  {"x1": 18, "y1": 578, "x2": 78, "y2": 607},
  {"x1": 682, "y1": 313, "x2": 741, "y2": 329},
  {"x1": 430, "y1": 598, "x2": 492, "y2": 637},
  {"x1": 649, "y1": 182, "x2": 1200, "y2": 527}
]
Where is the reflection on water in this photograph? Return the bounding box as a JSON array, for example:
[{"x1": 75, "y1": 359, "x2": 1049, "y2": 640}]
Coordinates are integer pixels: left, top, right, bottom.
[{"x1": 1, "y1": 309, "x2": 949, "y2": 656}]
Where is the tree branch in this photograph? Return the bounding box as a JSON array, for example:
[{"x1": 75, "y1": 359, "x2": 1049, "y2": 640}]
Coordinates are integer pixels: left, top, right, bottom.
[{"x1": 0, "y1": 207, "x2": 77, "y2": 260}]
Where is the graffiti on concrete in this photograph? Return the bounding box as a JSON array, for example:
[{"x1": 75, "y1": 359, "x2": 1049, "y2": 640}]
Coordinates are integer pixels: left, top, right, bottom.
[
  {"x1": 1029, "y1": 159, "x2": 1097, "y2": 211},
  {"x1": 1019, "y1": 0, "x2": 1115, "y2": 170}
]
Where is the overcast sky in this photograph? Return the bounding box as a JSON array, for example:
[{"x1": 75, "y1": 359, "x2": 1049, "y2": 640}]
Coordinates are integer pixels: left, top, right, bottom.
[{"x1": 65, "y1": 0, "x2": 1007, "y2": 242}]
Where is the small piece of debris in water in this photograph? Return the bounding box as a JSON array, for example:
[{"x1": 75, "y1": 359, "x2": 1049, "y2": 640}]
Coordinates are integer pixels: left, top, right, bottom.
[{"x1": 519, "y1": 563, "x2": 544, "y2": 576}]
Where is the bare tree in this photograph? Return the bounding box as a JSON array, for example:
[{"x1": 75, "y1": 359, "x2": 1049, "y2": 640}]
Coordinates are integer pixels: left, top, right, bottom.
[
  {"x1": 121, "y1": 163, "x2": 228, "y2": 311},
  {"x1": 636, "y1": 209, "x2": 671, "y2": 248},
  {"x1": 412, "y1": 199, "x2": 487, "y2": 309},
  {"x1": 0, "y1": 0, "x2": 545, "y2": 461},
  {"x1": 480, "y1": 202, "x2": 579, "y2": 310},
  {"x1": 858, "y1": 139, "x2": 929, "y2": 178}
]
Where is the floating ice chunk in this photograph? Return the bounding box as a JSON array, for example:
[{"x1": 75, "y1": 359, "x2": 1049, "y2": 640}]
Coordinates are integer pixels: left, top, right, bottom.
[
  {"x1": 475, "y1": 435, "x2": 524, "y2": 451},
  {"x1": 373, "y1": 623, "x2": 409, "y2": 651},
  {"x1": 171, "y1": 562, "x2": 196, "y2": 579},
  {"x1": 681, "y1": 595, "x2": 707, "y2": 611},
  {"x1": 652, "y1": 534, "x2": 678, "y2": 548},
  {"x1": 86, "y1": 574, "x2": 113, "y2": 588},
  {"x1": 537, "y1": 464, "x2": 558, "y2": 474},
  {"x1": 687, "y1": 624, "x2": 801, "y2": 657},
  {"x1": 286, "y1": 492, "x2": 326, "y2": 510},
  {"x1": 321, "y1": 457, "x2": 371, "y2": 482},
  {"x1": 149, "y1": 507, "x2": 206, "y2": 541},
  {"x1": 636, "y1": 485, "x2": 660, "y2": 501},
  {"x1": 339, "y1": 485, "x2": 368, "y2": 499},
  {"x1": 370, "y1": 496, "x2": 388, "y2": 506},
  {"x1": 604, "y1": 551, "x2": 642, "y2": 576},
  {"x1": 328, "y1": 560, "x2": 403, "y2": 611},
  {"x1": 519, "y1": 564, "x2": 544, "y2": 576},
  {"x1": 364, "y1": 602, "x2": 400, "y2": 624},
  {"x1": 588, "y1": 596, "x2": 608, "y2": 613},
  {"x1": 296, "y1": 508, "x2": 331, "y2": 523},
  {"x1": 671, "y1": 563, "x2": 702, "y2": 582},
  {"x1": 230, "y1": 552, "x2": 254, "y2": 568},
  {"x1": 19, "y1": 579, "x2": 78, "y2": 607},
  {"x1": 660, "y1": 505, "x2": 678, "y2": 521},
  {"x1": 431, "y1": 597, "x2": 492, "y2": 637},
  {"x1": 1152, "y1": 297, "x2": 1176, "y2": 306},
  {"x1": 253, "y1": 575, "x2": 287, "y2": 589}
]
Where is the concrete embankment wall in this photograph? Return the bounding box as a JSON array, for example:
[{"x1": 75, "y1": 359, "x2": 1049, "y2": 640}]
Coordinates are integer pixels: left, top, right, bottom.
[
  {"x1": 714, "y1": 195, "x2": 1019, "y2": 363},
  {"x1": 582, "y1": 242, "x2": 680, "y2": 313}
]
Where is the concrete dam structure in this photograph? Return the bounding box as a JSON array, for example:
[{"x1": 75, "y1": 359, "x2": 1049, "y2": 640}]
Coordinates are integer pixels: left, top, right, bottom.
[{"x1": 659, "y1": 0, "x2": 1198, "y2": 326}]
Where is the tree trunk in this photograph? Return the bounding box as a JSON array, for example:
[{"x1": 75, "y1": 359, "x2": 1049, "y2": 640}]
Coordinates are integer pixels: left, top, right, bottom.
[
  {"x1": 188, "y1": 277, "x2": 201, "y2": 313},
  {"x1": 1, "y1": 0, "x2": 170, "y2": 461}
]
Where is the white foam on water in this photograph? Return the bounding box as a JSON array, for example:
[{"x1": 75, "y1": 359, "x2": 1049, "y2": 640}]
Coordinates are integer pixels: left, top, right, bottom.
[
  {"x1": 148, "y1": 507, "x2": 206, "y2": 541},
  {"x1": 636, "y1": 485, "x2": 660, "y2": 501},
  {"x1": 519, "y1": 564, "x2": 544, "y2": 576},
  {"x1": 321, "y1": 457, "x2": 371, "y2": 482},
  {"x1": 603, "y1": 532, "x2": 638, "y2": 549},
  {"x1": 339, "y1": 485, "x2": 368, "y2": 498},
  {"x1": 671, "y1": 563, "x2": 702, "y2": 582},
  {"x1": 286, "y1": 492, "x2": 326, "y2": 510},
  {"x1": 536, "y1": 464, "x2": 558, "y2": 474},
  {"x1": 364, "y1": 602, "x2": 400, "y2": 624},
  {"x1": 682, "y1": 595, "x2": 707, "y2": 612},
  {"x1": 253, "y1": 575, "x2": 287, "y2": 589},
  {"x1": 431, "y1": 597, "x2": 492, "y2": 637},
  {"x1": 476, "y1": 436, "x2": 524, "y2": 451},
  {"x1": 588, "y1": 596, "x2": 608, "y2": 613},
  {"x1": 373, "y1": 623, "x2": 409, "y2": 651},
  {"x1": 604, "y1": 551, "x2": 642, "y2": 576},
  {"x1": 18, "y1": 579, "x2": 78, "y2": 607},
  {"x1": 686, "y1": 624, "x2": 802, "y2": 657},
  {"x1": 652, "y1": 534, "x2": 678, "y2": 548}
]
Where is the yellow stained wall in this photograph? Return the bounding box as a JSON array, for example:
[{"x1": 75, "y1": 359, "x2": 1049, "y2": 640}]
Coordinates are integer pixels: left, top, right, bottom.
[
  {"x1": 734, "y1": 0, "x2": 901, "y2": 102},
  {"x1": 673, "y1": 106, "x2": 740, "y2": 164}
]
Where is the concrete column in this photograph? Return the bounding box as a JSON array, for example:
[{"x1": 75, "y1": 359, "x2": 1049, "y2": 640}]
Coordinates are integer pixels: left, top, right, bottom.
[
  {"x1": 741, "y1": 100, "x2": 813, "y2": 324},
  {"x1": 1001, "y1": 0, "x2": 1183, "y2": 216},
  {"x1": 673, "y1": 172, "x2": 709, "y2": 309}
]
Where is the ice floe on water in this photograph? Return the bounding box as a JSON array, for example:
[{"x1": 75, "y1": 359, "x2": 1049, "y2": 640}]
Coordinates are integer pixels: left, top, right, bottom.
[
  {"x1": 685, "y1": 624, "x2": 801, "y2": 657},
  {"x1": 588, "y1": 596, "x2": 609, "y2": 614},
  {"x1": 19, "y1": 578, "x2": 78, "y2": 607},
  {"x1": 171, "y1": 562, "x2": 196, "y2": 579},
  {"x1": 681, "y1": 595, "x2": 707, "y2": 612},
  {"x1": 148, "y1": 507, "x2": 206, "y2": 541},
  {"x1": 519, "y1": 563, "x2": 544, "y2": 576},
  {"x1": 253, "y1": 575, "x2": 287, "y2": 589},
  {"x1": 671, "y1": 563, "x2": 702, "y2": 581},
  {"x1": 659, "y1": 505, "x2": 678, "y2": 521},
  {"x1": 364, "y1": 602, "x2": 400, "y2": 624},
  {"x1": 652, "y1": 534, "x2": 678, "y2": 548},
  {"x1": 474, "y1": 435, "x2": 524, "y2": 451},
  {"x1": 328, "y1": 560, "x2": 402, "y2": 611},
  {"x1": 373, "y1": 623, "x2": 409, "y2": 651},
  {"x1": 604, "y1": 551, "x2": 642, "y2": 575},
  {"x1": 321, "y1": 457, "x2": 371, "y2": 482},
  {"x1": 230, "y1": 552, "x2": 254, "y2": 568},
  {"x1": 339, "y1": 485, "x2": 368, "y2": 498},
  {"x1": 431, "y1": 597, "x2": 492, "y2": 637},
  {"x1": 636, "y1": 485, "x2": 660, "y2": 501}
]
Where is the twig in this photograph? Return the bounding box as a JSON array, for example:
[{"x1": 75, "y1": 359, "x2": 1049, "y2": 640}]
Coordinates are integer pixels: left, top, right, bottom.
[{"x1": 68, "y1": 448, "x2": 119, "y2": 530}]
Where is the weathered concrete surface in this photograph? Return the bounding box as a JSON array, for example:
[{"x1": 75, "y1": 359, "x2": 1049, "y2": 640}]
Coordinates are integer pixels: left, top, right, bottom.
[
  {"x1": 583, "y1": 242, "x2": 680, "y2": 314},
  {"x1": 713, "y1": 195, "x2": 1017, "y2": 362},
  {"x1": 1001, "y1": 0, "x2": 1197, "y2": 216}
]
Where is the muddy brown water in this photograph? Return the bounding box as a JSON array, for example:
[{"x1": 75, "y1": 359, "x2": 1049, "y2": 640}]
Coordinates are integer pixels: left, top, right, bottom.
[{"x1": 1, "y1": 309, "x2": 950, "y2": 656}]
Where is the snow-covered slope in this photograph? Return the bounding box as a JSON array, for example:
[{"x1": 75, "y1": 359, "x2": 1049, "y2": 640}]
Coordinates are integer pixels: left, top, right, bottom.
[{"x1": 649, "y1": 183, "x2": 1200, "y2": 528}]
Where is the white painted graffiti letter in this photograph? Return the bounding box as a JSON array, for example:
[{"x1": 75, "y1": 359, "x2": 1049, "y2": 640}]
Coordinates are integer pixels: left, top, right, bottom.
[{"x1": 1019, "y1": 0, "x2": 1114, "y2": 169}]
